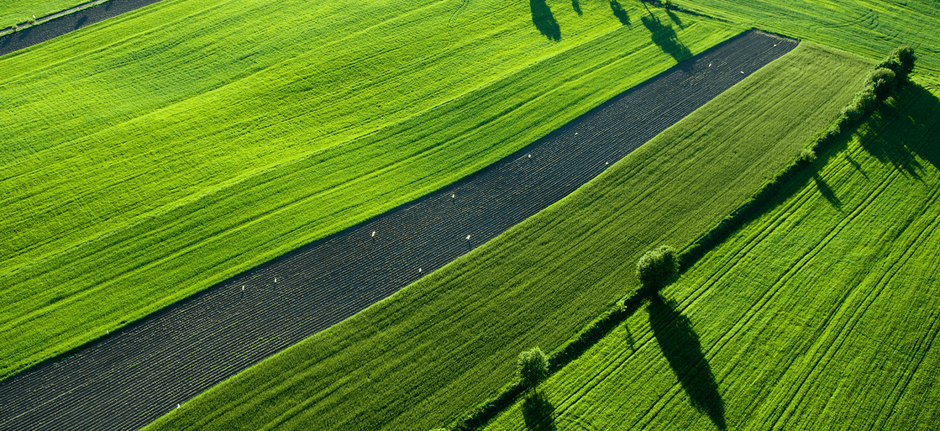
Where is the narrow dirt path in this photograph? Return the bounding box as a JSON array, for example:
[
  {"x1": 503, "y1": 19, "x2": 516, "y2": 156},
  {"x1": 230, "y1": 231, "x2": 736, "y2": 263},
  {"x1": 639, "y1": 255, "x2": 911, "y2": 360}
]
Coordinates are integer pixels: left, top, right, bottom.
[{"x1": 0, "y1": 31, "x2": 797, "y2": 431}]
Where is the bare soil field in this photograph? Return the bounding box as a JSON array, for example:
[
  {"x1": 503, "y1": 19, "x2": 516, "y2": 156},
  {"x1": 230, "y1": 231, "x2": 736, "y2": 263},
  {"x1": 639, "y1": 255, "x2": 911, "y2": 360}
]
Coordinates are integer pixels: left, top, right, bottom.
[{"x1": 0, "y1": 30, "x2": 796, "y2": 431}]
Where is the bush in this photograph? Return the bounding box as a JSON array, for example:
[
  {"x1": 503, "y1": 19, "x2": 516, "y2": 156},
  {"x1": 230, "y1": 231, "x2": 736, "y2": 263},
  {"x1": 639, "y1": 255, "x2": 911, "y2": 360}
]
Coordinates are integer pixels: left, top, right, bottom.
[
  {"x1": 868, "y1": 67, "x2": 897, "y2": 101},
  {"x1": 635, "y1": 245, "x2": 678, "y2": 290},
  {"x1": 840, "y1": 106, "x2": 863, "y2": 123},
  {"x1": 517, "y1": 347, "x2": 549, "y2": 391},
  {"x1": 799, "y1": 148, "x2": 817, "y2": 164},
  {"x1": 852, "y1": 88, "x2": 879, "y2": 114}
]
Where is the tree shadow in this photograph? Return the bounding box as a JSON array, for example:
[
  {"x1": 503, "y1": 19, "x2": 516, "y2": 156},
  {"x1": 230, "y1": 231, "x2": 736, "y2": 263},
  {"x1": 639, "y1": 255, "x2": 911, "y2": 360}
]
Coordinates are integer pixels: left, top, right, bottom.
[
  {"x1": 75, "y1": 15, "x2": 88, "y2": 30},
  {"x1": 572, "y1": 0, "x2": 582, "y2": 16},
  {"x1": 16, "y1": 26, "x2": 32, "y2": 40},
  {"x1": 812, "y1": 173, "x2": 842, "y2": 209},
  {"x1": 609, "y1": 1, "x2": 630, "y2": 25},
  {"x1": 531, "y1": 0, "x2": 561, "y2": 41},
  {"x1": 844, "y1": 153, "x2": 869, "y2": 179},
  {"x1": 665, "y1": 8, "x2": 684, "y2": 29},
  {"x1": 640, "y1": 12, "x2": 692, "y2": 63},
  {"x1": 649, "y1": 294, "x2": 726, "y2": 430},
  {"x1": 521, "y1": 391, "x2": 557, "y2": 430},
  {"x1": 860, "y1": 84, "x2": 940, "y2": 180}
]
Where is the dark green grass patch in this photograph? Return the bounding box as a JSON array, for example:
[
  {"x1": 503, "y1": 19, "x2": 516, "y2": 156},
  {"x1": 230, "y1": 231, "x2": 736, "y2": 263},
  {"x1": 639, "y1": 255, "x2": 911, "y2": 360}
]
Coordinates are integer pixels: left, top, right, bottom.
[
  {"x1": 486, "y1": 80, "x2": 940, "y2": 431},
  {"x1": 143, "y1": 43, "x2": 870, "y2": 431}
]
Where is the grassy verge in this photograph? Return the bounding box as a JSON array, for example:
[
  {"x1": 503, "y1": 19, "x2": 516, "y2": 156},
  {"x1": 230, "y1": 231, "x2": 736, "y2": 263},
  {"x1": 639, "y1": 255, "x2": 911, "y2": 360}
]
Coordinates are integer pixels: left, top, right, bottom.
[
  {"x1": 671, "y1": 0, "x2": 940, "y2": 72},
  {"x1": 485, "y1": 79, "x2": 940, "y2": 430},
  {"x1": 143, "y1": 43, "x2": 870, "y2": 431},
  {"x1": 0, "y1": 2, "x2": 737, "y2": 378}
]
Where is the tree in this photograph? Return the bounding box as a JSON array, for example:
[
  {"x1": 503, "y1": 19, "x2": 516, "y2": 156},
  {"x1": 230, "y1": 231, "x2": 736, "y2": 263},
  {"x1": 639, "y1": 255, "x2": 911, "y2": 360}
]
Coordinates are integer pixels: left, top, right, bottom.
[
  {"x1": 635, "y1": 245, "x2": 678, "y2": 290},
  {"x1": 517, "y1": 347, "x2": 549, "y2": 391}
]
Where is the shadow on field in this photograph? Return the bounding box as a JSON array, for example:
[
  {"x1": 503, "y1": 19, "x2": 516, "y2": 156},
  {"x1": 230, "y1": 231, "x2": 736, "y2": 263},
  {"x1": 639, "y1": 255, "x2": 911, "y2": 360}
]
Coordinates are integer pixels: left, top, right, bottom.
[
  {"x1": 813, "y1": 173, "x2": 842, "y2": 209},
  {"x1": 531, "y1": 0, "x2": 561, "y2": 41},
  {"x1": 666, "y1": 8, "x2": 684, "y2": 29},
  {"x1": 572, "y1": 0, "x2": 582, "y2": 16},
  {"x1": 610, "y1": 1, "x2": 630, "y2": 25},
  {"x1": 522, "y1": 391, "x2": 557, "y2": 430},
  {"x1": 641, "y1": 12, "x2": 692, "y2": 63},
  {"x1": 649, "y1": 294, "x2": 726, "y2": 430},
  {"x1": 860, "y1": 84, "x2": 940, "y2": 179}
]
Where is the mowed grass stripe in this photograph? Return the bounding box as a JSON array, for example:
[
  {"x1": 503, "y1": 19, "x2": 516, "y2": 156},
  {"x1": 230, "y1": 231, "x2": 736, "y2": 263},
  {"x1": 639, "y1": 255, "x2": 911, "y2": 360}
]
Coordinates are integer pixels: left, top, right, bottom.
[
  {"x1": 0, "y1": 2, "x2": 737, "y2": 377},
  {"x1": 485, "y1": 81, "x2": 940, "y2": 431},
  {"x1": 140, "y1": 43, "x2": 869, "y2": 431}
]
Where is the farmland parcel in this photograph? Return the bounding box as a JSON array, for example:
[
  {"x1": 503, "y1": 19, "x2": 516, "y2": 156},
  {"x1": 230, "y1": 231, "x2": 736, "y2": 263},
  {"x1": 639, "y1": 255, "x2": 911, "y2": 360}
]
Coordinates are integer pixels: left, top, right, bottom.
[
  {"x1": 485, "y1": 79, "x2": 940, "y2": 431},
  {"x1": 0, "y1": 30, "x2": 797, "y2": 431},
  {"x1": 0, "y1": 2, "x2": 736, "y2": 379},
  {"x1": 142, "y1": 43, "x2": 871, "y2": 431}
]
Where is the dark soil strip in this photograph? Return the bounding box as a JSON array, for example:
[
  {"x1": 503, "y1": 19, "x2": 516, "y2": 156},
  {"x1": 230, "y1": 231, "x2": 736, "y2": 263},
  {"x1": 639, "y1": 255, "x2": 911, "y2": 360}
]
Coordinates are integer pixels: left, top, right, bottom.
[
  {"x1": 0, "y1": 31, "x2": 797, "y2": 431},
  {"x1": 0, "y1": 0, "x2": 163, "y2": 58}
]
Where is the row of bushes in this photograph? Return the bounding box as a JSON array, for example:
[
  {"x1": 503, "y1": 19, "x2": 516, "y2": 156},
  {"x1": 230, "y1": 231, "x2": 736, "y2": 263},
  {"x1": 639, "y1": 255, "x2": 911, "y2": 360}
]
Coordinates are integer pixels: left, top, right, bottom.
[
  {"x1": 681, "y1": 45, "x2": 915, "y2": 271},
  {"x1": 803, "y1": 45, "x2": 915, "y2": 162},
  {"x1": 444, "y1": 46, "x2": 916, "y2": 431}
]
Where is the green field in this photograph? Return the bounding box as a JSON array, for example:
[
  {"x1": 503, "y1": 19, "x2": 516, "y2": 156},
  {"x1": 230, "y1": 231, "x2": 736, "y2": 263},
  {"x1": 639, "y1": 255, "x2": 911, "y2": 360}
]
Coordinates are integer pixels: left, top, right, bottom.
[
  {"x1": 0, "y1": 0, "x2": 85, "y2": 29},
  {"x1": 485, "y1": 80, "x2": 940, "y2": 430},
  {"x1": 674, "y1": 0, "x2": 940, "y2": 72},
  {"x1": 0, "y1": 1, "x2": 739, "y2": 378},
  {"x1": 143, "y1": 43, "x2": 871, "y2": 431}
]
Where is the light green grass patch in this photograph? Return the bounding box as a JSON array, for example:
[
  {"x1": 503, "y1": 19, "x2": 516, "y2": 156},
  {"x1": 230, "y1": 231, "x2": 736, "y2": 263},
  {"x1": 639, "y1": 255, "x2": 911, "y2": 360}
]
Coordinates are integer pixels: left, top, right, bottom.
[
  {"x1": 0, "y1": 1, "x2": 737, "y2": 378},
  {"x1": 486, "y1": 81, "x2": 940, "y2": 431},
  {"x1": 143, "y1": 43, "x2": 871, "y2": 431}
]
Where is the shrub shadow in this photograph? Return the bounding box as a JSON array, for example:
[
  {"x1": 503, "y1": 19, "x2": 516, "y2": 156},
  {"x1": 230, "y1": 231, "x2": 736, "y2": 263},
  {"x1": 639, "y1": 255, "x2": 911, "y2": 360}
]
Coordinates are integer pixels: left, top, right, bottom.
[
  {"x1": 641, "y1": 12, "x2": 692, "y2": 63},
  {"x1": 531, "y1": 0, "x2": 561, "y2": 41},
  {"x1": 610, "y1": 1, "x2": 630, "y2": 25},
  {"x1": 649, "y1": 294, "x2": 726, "y2": 430},
  {"x1": 522, "y1": 391, "x2": 557, "y2": 430}
]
